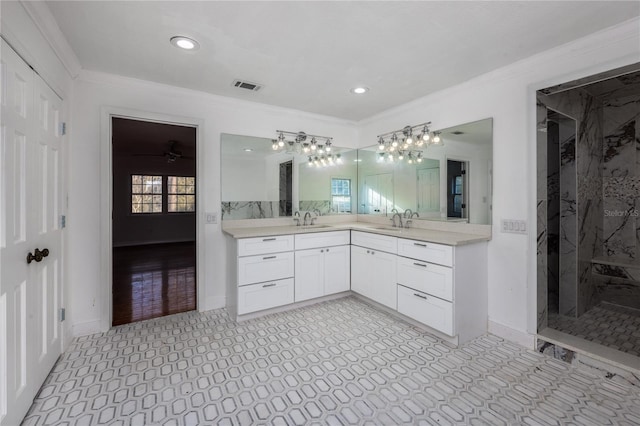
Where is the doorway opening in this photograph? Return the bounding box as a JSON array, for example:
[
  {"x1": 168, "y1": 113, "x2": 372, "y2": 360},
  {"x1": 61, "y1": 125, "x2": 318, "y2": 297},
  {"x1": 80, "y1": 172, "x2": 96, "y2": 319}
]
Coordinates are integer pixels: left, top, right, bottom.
[
  {"x1": 447, "y1": 159, "x2": 467, "y2": 220},
  {"x1": 279, "y1": 160, "x2": 293, "y2": 216},
  {"x1": 111, "y1": 117, "x2": 197, "y2": 326}
]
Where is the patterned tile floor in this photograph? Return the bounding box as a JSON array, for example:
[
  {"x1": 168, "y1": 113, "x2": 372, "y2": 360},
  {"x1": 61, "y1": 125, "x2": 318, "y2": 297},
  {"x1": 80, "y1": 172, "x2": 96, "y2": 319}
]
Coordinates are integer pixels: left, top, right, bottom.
[
  {"x1": 548, "y1": 302, "x2": 640, "y2": 357},
  {"x1": 23, "y1": 297, "x2": 640, "y2": 425}
]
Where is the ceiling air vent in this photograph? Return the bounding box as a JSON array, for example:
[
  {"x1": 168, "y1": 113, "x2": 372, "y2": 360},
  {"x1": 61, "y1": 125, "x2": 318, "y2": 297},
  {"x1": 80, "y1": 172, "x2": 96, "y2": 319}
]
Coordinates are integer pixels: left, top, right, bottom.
[
  {"x1": 451, "y1": 131, "x2": 465, "y2": 135},
  {"x1": 232, "y1": 79, "x2": 262, "y2": 92}
]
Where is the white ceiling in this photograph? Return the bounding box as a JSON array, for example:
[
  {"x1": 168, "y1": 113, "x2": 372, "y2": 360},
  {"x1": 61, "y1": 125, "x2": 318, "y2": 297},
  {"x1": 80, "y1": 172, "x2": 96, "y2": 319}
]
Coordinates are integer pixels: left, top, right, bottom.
[{"x1": 47, "y1": 1, "x2": 640, "y2": 121}]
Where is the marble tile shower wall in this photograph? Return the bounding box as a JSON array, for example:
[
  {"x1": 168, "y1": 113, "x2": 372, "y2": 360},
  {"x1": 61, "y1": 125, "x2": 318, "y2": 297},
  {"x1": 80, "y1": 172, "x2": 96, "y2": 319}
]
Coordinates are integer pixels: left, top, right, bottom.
[
  {"x1": 537, "y1": 89, "x2": 603, "y2": 330},
  {"x1": 602, "y1": 93, "x2": 640, "y2": 260},
  {"x1": 599, "y1": 92, "x2": 640, "y2": 310}
]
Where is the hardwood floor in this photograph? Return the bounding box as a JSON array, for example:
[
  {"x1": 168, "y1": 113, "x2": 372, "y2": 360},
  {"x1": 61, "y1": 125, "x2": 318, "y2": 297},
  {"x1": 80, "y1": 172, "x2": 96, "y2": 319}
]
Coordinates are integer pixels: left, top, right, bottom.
[{"x1": 112, "y1": 242, "x2": 196, "y2": 326}]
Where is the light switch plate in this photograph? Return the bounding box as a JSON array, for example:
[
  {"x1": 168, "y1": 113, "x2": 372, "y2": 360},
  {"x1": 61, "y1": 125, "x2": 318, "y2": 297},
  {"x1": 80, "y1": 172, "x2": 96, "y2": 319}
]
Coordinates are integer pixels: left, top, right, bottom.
[{"x1": 205, "y1": 212, "x2": 218, "y2": 224}]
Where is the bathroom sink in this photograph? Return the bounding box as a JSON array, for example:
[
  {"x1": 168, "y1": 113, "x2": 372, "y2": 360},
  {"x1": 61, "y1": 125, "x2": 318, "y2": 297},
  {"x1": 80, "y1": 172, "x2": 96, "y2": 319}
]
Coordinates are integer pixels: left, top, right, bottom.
[
  {"x1": 299, "y1": 224, "x2": 332, "y2": 230},
  {"x1": 371, "y1": 227, "x2": 403, "y2": 232}
]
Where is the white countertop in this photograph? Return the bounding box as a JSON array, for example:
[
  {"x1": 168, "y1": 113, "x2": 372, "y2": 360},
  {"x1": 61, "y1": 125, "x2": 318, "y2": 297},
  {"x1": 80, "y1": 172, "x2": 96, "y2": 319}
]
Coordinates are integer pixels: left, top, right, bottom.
[{"x1": 222, "y1": 222, "x2": 490, "y2": 246}]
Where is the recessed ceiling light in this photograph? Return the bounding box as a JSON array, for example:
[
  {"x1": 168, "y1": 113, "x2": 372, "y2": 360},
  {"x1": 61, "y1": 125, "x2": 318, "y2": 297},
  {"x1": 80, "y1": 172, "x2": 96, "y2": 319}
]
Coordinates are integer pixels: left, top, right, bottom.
[
  {"x1": 170, "y1": 36, "x2": 200, "y2": 51},
  {"x1": 244, "y1": 148, "x2": 253, "y2": 152},
  {"x1": 351, "y1": 87, "x2": 369, "y2": 94}
]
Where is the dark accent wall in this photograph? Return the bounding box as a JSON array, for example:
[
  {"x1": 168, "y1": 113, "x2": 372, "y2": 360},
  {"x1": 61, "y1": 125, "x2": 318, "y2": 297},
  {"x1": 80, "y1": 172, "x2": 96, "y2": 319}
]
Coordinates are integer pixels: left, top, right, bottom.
[{"x1": 112, "y1": 118, "x2": 196, "y2": 247}]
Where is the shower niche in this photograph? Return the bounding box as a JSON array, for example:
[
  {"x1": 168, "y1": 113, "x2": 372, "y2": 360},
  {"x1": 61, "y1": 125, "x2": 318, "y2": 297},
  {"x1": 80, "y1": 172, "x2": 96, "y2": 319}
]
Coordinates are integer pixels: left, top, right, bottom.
[{"x1": 537, "y1": 63, "x2": 640, "y2": 358}]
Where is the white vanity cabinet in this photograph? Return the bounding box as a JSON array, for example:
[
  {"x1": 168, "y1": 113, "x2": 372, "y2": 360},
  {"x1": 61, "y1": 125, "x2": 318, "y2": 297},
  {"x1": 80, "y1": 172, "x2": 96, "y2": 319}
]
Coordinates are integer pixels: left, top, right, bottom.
[
  {"x1": 396, "y1": 237, "x2": 487, "y2": 344},
  {"x1": 294, "y1": 231, "x2": 350, "y2": 302},
  {"x1": 351, "y1": 231, "x2": 397, "y2": 310},
  {"x1": 235, "y1": 235, "x2": 295, "y2": 315}
]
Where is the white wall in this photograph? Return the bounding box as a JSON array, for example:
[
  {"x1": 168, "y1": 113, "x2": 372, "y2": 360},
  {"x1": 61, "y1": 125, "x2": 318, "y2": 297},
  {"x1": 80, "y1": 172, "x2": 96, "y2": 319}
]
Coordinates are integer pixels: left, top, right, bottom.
[
  {"x1": 358, "y1": 18, "x2": 640, "y2": 345},
  {"x1": 68, "y1": 71, "x2": 358, "y2": 333}
]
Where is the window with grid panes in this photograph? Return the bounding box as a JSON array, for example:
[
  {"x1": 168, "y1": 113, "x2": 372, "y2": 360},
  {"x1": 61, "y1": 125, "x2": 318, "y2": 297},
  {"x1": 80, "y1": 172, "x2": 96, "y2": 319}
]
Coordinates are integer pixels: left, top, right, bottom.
[
  {"x1": 131, "y1": 175, "x2": 163, "y2": 213},
  {"x1": 331, "y1": 178, "x2": 351, "y2": 213},
  {"x1": 168, "y1": 176, "x2": 196, "y2": 212}
]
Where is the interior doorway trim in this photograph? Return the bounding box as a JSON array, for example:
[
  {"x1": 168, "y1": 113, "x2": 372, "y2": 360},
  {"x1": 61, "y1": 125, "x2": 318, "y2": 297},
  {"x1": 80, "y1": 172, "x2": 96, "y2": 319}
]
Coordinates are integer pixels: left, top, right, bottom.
[{"x1": 100, "y1": 106, "x2": 204, "y2": 332}]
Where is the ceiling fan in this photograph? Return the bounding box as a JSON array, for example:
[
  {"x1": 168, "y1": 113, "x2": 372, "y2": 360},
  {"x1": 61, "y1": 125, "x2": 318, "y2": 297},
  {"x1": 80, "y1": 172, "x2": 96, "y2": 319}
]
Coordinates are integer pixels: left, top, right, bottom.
[{"x1": 133, "y1": 140, "x2": 194, "y2": 163}]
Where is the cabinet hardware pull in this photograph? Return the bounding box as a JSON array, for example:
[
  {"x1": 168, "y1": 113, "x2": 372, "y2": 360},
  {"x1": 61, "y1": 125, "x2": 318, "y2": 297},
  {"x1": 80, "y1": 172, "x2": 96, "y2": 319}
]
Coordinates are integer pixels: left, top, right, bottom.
[
  {"x1": 413, "y1": 242, "x2": 427, "y2": 247},
  {"x1": 263, "y1": 256, "x2": 276, "y2": 260},
  {"x1": 326, "y1": 248, "x2": 329, "y2": 252},
  {"x1": 263, "y1": 283, "x2": 276, "y2": 288},
  {"x1": 262, "y1": 238, "x2": 276, "y2": 241},
  {"x1": 321, "y1": 249, "x2": 324, "y2": 253},
  {"x1": 413, "y1": 262, "x2": 427, "y2": 267},
  {"x1": 366, "y1": 250, "x2": 370, "y2": 254},
  {"x1": 414, "y1": 293, "x2": 427, "y2": 299},
  {"x1": 371, "y1": 251, "x2": 375, "y2": 255}
]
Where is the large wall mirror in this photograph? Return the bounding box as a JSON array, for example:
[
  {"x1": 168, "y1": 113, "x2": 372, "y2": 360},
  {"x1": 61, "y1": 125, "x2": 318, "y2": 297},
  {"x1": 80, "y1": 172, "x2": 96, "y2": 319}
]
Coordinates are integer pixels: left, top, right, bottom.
[
  {"x1": 221, "y1": 134, "x2": 358, "y2": 219},
  {"x1": 357, "y1": 118, "x2": 493, "y2": 225}
]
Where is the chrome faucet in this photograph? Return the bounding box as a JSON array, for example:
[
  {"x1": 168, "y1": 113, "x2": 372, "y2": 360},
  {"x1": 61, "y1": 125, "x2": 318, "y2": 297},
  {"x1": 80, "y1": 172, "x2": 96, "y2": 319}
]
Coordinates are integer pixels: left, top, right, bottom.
[
  {"x1": 313, "y1": 208, "x2": 322, "y2": 217},
  {"x1": 404, "y1": 209, "x2": 413, "y2": 218},
  {"x1": 391, "y1": 208, "x2": 398, "y2": 214},
  {"x1": 390, "y1": 212, "x2": 403, "y2": 228},
  {"x1": 405, "y1": 212, "x2": 419, "y2": 228},
  {"x1": 303, "y1": 211, "x2": 312, "y2": 226},
  {"x1": 294, "y1": 211, "x2": 301, "y2": 226}
]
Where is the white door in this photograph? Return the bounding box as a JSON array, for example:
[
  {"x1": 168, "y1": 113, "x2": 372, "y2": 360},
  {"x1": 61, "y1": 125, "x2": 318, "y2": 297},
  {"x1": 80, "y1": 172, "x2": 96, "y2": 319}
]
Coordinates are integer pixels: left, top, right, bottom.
[
  {"x1": 294, "y1": 248, "x2": 324, "y2": 302},
  {"x1": 364, "y1": 173, "x2": 393, "y2": 214},
  {"x1": 0, "y1": 40, "x2": 63, "y2": 426},
  {"x1": 324, "y1": 245, "x2": 350, "y2": 295},
  {"x1": 417, "y1": 167, "x2": 440, "y2": 213}
]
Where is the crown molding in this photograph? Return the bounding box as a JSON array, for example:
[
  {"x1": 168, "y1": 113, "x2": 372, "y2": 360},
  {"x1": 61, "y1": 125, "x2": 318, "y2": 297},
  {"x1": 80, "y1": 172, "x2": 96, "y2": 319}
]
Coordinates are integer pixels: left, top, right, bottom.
[{"x1": 21, "y1": 0, "x2": 81, "y2": 79}]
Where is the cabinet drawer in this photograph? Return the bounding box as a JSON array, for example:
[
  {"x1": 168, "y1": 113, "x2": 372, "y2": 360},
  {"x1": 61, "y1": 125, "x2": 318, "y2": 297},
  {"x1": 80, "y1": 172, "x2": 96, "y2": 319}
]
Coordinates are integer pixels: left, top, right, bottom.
[
  {"x1": 238, "y1": 251, "x2": 294, "y2": 286},
  {"x1": 351, "y1": 231, "x2": 397, "y2": 254},
  {"x1": 238, "y1": 235, "x2": 294, "y2": 257},
  {"x1": 397, "y1": 238, "x2": 453, "y2": 267},
  {"x1": 295, "y1": 230, "x2": 350, "y2": 250},
  {"x1": 397, "y1": 256, "x2": 453, "y2": 301},
  {"x1": 238, "y1": 278, "x2": 294, "y2": 315},
  {"x1": 397, "y1": 285, "x2": 453, "y2": 336}
]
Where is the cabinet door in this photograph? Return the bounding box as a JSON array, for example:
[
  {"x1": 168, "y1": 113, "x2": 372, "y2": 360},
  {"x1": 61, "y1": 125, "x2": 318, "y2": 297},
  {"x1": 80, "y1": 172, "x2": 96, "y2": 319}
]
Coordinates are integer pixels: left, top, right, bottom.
[
  {"x1": 370, "y1": 250, "x2": 397, "y2": 310},
  {"x1": 324, "y1": 245, "x2": 350, "y2": 295},
  {"x1": 294, "y1": 249, "x2": 324, "y2": 302},
  {"x1": 351, "y1": 245, "x2": 372, "y2": 298}
]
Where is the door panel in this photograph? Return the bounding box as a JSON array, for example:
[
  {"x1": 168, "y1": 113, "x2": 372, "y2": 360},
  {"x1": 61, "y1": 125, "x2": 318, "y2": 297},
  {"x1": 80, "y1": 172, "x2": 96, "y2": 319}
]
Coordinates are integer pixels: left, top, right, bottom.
[
  {"x1": 324, "y1": 245, "x2": 350, "y2": 295},
  {"x1": 1, "y1": 39, "x2": 36, "y2": 426},
  {"x1": 294, "y1": 249, "x2": 324, "y2": 302}
]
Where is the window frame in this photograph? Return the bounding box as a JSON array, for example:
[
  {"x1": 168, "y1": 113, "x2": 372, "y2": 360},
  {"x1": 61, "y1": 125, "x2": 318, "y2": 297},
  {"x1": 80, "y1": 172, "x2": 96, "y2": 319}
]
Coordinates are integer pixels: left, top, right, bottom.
[
  {"x1": 167, "y1": 175, "x2": 196, "y2": 213},
  {"x1": 331, "y1": 177, "x2": 352, "y2": 213},
  {"x1": 131, "y1": 174, "x2": 163, "y2": 214}
]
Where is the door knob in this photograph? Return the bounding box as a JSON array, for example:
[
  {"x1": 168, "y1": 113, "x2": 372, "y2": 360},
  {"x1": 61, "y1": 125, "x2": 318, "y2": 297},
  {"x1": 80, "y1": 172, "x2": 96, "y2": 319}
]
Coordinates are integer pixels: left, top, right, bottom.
[
  {"x1": 35, "y1": 248, "x2": 49, "y2": 258},
  {"x1": 26, "y1": 248, "x2": 49, "y2": 264}
]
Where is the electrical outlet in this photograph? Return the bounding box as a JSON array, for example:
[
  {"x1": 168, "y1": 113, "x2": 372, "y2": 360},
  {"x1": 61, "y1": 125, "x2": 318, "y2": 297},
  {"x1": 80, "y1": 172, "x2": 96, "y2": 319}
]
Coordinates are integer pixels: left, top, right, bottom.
[
  {"x1": 206, "y1": 212, "x2": 218, "y2": 224},
  {"x1": 501, "y1": 219, "x2": 527, "y2": 234}
]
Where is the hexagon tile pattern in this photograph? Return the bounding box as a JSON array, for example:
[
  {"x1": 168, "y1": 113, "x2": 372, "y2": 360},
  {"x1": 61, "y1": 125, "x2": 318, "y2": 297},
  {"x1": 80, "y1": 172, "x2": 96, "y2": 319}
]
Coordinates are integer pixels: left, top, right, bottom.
[{"x1": 22, "y1": 296, "x2": 640, "y2": 425}]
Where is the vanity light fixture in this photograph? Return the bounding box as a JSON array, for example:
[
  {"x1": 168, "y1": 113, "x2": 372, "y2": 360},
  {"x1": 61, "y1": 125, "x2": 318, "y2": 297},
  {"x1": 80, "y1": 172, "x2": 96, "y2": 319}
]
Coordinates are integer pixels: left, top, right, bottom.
[
  {"x1": 244, "y1": 148, "x2": 253, "y2": 152},
  {"x1": 376, "y1": 121, "x2": 443, "y2": 164},
  {"x1": 273, "y1": 130, "x2": 333, "y2": 155},
  {"x1": 170, "y1": 36, "x2": 200, "y2": 51}
]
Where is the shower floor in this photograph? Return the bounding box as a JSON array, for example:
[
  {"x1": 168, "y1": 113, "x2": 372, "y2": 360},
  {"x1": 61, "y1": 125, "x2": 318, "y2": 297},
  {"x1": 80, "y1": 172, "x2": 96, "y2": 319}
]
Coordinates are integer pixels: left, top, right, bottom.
[{"x1": 548, "y1": 302, "x2": 640, "y2": 357}]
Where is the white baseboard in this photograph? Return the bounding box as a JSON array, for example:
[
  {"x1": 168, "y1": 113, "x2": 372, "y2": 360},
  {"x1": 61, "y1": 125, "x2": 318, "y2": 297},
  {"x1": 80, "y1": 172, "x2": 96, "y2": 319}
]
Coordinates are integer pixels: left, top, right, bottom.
[
  {"x1": 71, "y1": 319, "x2": 103, "y2": 337},
  {"x1": 202, "y1": 295, "x2": 226, "y2": 312},
  {"x1": 488, "y1": 319, "x2": 536, "y2": 349}
]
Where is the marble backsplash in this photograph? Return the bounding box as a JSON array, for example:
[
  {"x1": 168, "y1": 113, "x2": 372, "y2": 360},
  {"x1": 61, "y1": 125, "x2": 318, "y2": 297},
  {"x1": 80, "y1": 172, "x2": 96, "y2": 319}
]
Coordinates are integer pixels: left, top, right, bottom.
[
  {"x1": 298, "y1": 200, "x2": 332, "y2": 215},
  {"x1": 221, "y1": 201, "x2": 281, "y2": 220}
]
